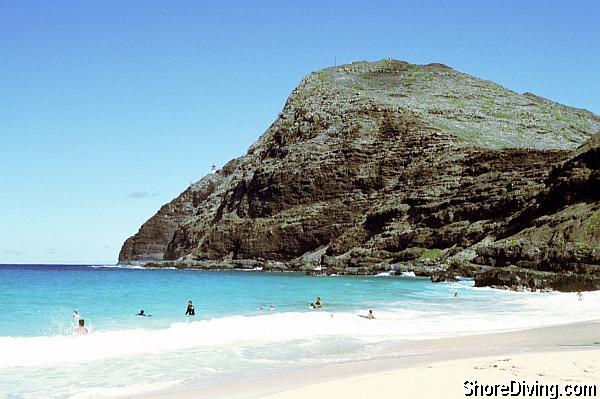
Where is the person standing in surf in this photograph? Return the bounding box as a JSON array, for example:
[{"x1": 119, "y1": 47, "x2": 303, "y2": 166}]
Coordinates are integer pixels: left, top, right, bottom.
[
  {"x1": 185, "y1": 300, "x2": 195, "y2": 316},
  {"x1": 75, "y1": 319, "x2": 88, "y2": 335}
]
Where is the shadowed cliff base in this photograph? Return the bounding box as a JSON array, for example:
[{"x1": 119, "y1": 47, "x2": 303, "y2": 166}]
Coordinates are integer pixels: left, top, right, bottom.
[{"x1": 119, "y1": 60, "x2": 600, "y2": 291}]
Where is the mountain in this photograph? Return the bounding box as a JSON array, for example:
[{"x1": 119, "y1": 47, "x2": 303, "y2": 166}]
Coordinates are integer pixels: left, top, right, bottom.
[{"x1": 119, "y1": 60, "x2": 600, "y2": 291}]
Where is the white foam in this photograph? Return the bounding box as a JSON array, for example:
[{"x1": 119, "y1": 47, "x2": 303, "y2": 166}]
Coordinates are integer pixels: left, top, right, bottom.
[
  {"x1": 0, "y1": 311, "x2": 455, "y2": 368},
  {"x1": 0, "y1": 296, "x2": 595, "y2": 369},
  {"x1": 455, "y1": 276, "x2": 473, "y2": 281},
  {"x1": 68, "y1": 380, "x2": 184, "y2": 399},
  {"x1": 400, "y1": 271, "x2": 416, "y2": 277},
  {"x1": 89, "y1": 264, "x2": 146, "y2": 270},
  {"x1": 2, "y1": 289, "x2": 599, "y2": 370}
]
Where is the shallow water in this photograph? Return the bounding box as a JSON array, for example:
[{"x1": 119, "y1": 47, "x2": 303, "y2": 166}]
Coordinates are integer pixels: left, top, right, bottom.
[{"x1": 1, "y1": 264, "x2": 598, "y2": 398}]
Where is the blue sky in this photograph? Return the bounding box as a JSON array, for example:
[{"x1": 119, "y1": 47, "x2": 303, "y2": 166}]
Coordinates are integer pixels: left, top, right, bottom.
[{"x1": 1, "y1": 1, "x2": 598, "y2": 264}]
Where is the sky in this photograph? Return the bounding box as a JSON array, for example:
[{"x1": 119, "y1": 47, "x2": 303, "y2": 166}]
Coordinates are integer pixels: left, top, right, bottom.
[{"x1": 1, "y1": 1, "x2": 599, "y2": 264}]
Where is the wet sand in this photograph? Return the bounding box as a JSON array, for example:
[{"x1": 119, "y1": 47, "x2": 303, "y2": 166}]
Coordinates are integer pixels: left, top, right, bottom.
[{"x1": 146, "y1": 320, "x2": 600, "y2": 399}]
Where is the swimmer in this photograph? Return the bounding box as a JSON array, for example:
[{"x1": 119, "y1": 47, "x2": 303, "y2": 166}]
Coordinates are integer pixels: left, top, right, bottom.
[
  {"x1": 359, "y1": 310, "x2": 375, "y2": 320},
  {"x1": 259, "y1": 304, "x2": 264, "y2": 311},
  {"x1": 453, "y1": 292, "x2": 458, "y2": 298},
  {"x1": 185, "y1": 300, "x2": 195, "y2": 316},
  {"x1": 136, "y1": 309, "x2": 151, "y2": 317},
  {"x1": 269, "y1": 304, "x2": 274, "y2": 311},
  {"x1": 314, "y1": 297, "x2": 322, "y2": 308},
  {"x1": 75, "y1": 319, "x2": 88, "y2": 335}
]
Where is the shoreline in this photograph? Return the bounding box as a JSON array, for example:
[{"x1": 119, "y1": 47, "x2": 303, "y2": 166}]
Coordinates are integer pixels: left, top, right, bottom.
[
  {"x1": 145, "y1": 320, "x2": 600, "y2": 399},
  {"x1": 123, "y1": 261, "x2": 600, "y2": 293}
]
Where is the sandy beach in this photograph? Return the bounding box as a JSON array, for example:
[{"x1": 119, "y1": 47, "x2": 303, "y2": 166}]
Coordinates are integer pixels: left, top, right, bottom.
[
  {"x1": 263, "y1": 349, "x2": 599, "y2": 399},
  {"x1": 148, "y1": 320, "x2": 600, "y2": 399}
]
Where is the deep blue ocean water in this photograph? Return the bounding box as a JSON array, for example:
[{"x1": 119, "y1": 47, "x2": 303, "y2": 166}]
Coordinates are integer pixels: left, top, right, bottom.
[{"x1": 1, "y1": 264, "x2": 597, "y2": 398}]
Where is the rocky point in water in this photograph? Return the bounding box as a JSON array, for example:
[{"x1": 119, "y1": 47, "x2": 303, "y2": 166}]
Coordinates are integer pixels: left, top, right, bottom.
[{"x1": 119, "y1": 60, "x2": 600, "y2": 291}]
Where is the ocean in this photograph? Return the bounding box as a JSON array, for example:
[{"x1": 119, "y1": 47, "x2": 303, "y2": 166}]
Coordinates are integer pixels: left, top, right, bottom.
[{"x1": 0, "y1": 264, "x2": 598, "y2": 398}]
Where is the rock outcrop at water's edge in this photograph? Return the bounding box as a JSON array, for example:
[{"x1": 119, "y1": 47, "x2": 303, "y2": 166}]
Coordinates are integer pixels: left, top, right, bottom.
[
  {"x1": 473, "y1": 134, "x2": 600, "y2": 291},
  {"x1": 119, "y1": 60, "x2": 600, "y2": 291}
]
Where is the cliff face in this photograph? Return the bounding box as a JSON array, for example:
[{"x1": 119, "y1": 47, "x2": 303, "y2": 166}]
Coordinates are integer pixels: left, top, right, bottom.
[
  {"x1": 119, "y1": 60, "x2": 600, "y2": 290},
  {"x1": 474, "y1": 135, "x2": 600, "y2": 290}
]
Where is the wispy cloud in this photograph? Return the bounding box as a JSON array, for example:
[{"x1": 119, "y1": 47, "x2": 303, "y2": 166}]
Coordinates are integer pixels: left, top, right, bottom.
[
  {"x1": 3, "y1": 249, "x2": 24, "y2": 256},
  {"x1": 46, "y1": 248, "x2": 56, "y2": 254},
  {"x1": 128, "y1": 191, "x2": 159, "y2": 199}
]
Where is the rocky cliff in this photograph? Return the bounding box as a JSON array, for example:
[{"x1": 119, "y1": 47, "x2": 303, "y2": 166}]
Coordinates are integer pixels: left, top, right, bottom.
[
  {"x1": 119, "y1": 60, "x2": 600, "y2": 291},
  {"x1": 473, "y1": 134, "x2": 599, "y2": 290}
]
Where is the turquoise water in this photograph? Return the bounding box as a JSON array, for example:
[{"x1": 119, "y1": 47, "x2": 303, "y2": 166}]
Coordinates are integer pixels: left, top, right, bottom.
[
  {"x1": 1, "y1": 264, "x2": 496, "y2": 337},
  {"x1": 1, "y1": 264, "x2": 598, "y2": 398}
]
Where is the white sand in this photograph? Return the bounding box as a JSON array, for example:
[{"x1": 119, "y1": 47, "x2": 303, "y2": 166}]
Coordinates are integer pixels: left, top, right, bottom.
[
  {"x1": 146, "y1": 321, "x2": 600, "y2": 399},
  {"x1": 263, "y1": 349, "x2": 600, "y2": 399}
]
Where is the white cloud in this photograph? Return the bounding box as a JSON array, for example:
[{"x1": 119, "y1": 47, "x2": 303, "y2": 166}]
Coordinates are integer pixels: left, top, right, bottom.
[
  {"x1": 3, "y1": 249, "x2": 24, "y2": 256},
  {"x1": 128, "y1": 191, "x2": 159, "y2": 199}
]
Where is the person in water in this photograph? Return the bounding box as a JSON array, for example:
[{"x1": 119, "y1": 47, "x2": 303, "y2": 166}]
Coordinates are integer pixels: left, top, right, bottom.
[
  {"x1": 75, "y1": 319, "x2": 88, "y2": 335},
  {"x1": 137, "y1": 309, "x2": 152, "y2": 317},
  {"x1": 185, "y1": 301, "x2": 195, "y2": 316},
  {"x1": 367, "y1": 310, "x2": 375, "y2": 320},
  {"x1": 314, "y1": 297, "x2": 322, "y2": 308},
  {"x1": 269, "y1": 304, "x2": 274, "y2": 311}
]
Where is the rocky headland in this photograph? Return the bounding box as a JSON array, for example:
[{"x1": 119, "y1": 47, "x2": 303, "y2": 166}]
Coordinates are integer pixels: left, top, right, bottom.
[{"x1": 119, "y1": 60, "x2": 599, "y2": 291}]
